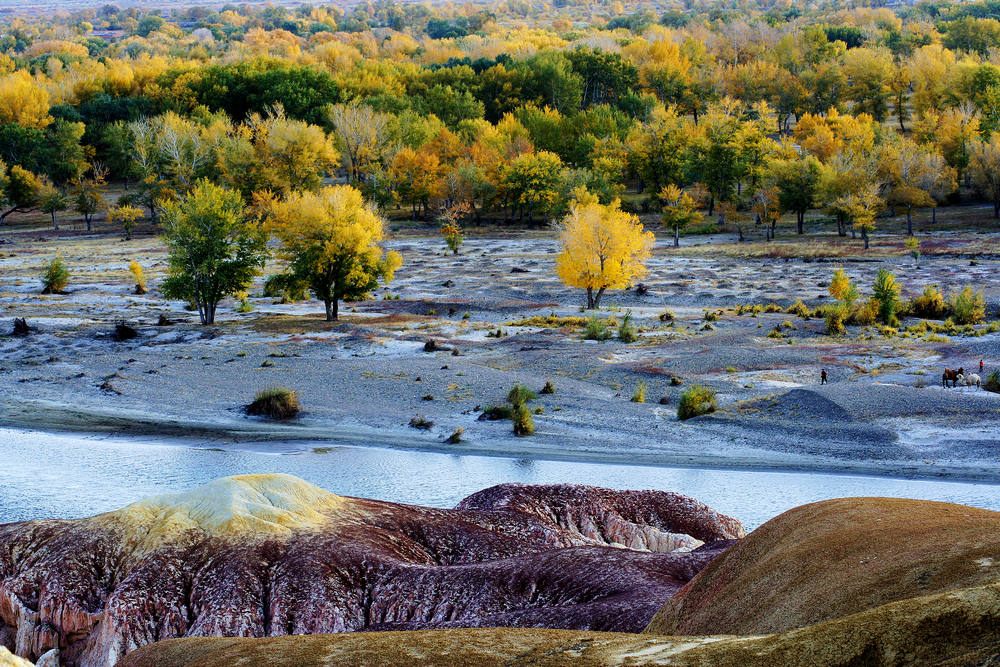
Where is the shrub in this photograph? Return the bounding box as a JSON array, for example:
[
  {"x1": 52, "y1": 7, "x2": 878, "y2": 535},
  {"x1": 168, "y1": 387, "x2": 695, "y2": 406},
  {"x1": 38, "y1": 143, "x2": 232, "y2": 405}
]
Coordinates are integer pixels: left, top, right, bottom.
[
  {"x1": 670, "y1": 376, "x2": 683, "y2": 386},
  {"x1": 583, "y1": 315, "x2": 612, "y2": 341},
  {"x1": 764, "y1": 302, "x2": 783, "y2": 313},
  {"x1": 872, "y1": 268, "x2": 901, "y2": 326},
  {"x1": 129, "y1": 261, "x2": 147, "y2": 295},
  {"x1": 825, "y1": 302, "x2": 848, "y2": 335},
  {"x1": 409, "y1": 416, "x2": 434, "y2": 429},
  {"x1": 445, "y1": 427, "x2": 464, "y2": 443},
  {"x1": 950, "y1": 286, "x2": 986, "y2": 325},
  {"x1": 246, "y1": 387, "x2": 300, "y2": 419},
  {"x1": 704, "y1": 310, "x2": 719, "y2": 321},
  {"x1": 618, "y1": 311, "x2": 638, "y2": 342},
  {"x1": 850, "y1": 298, "x2": 879, "y2": 326},
  {"x1": 507, "y1": 383, "x2": 537, "y2": 406},
  {"x1": 678, "y1": 385, "x2": 717, "y2": 420},
  {"x1": 659, "y1": 309, "x2": 675, "y2": 322},
  {"x1": 910, "y1": 285, "x2": 949, "y2": 320},
  {"x1": 984, "y1": 370, "x2": 1000, "y2": 394},
  {"x1": 480, "y1": 405, "x2": 513, "y2": 420},
  {"x1": 786, "y1": 300, "x2": 811, "y2": 318},
  {"x1": 540, "y1": 380, "x2": 555, "y2": 394},
  {"x1": 235, "y1": 290, "x2": 253, "y2": 313},
  {"x1": 631, "y1": 381, "x2": 646, "y2": 403},
  {"x1": 41, "y1": 256, "x2": 70, "y2": 294},
  {"x1": 512, "y1": 402, "x2": 535, "y2": 436}
]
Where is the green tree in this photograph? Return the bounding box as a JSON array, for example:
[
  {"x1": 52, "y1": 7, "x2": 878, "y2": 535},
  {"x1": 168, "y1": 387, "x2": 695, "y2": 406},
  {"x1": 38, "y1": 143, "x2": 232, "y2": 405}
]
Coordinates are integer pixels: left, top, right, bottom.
[
  {"x1": 161, "y1": 180, "x2": 268, "y2": 325},
  {"x1": 768, "y1": 156, "x2": 823, "y2": 234},
  {"x1": 37, "y1": 181, "x2": 67, "y2": 230}
]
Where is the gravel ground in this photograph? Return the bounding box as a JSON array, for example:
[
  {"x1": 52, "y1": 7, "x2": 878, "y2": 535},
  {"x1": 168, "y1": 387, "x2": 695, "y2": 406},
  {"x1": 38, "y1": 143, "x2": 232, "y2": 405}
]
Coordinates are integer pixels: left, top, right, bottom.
[{"x1": 1, "y1": 232, "x2": 999, "y2": 482}]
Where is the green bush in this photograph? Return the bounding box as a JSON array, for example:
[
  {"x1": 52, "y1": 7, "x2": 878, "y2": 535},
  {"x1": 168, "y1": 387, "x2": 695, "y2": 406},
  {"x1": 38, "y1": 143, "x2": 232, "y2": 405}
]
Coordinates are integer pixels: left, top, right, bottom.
[
  {"x1": 618, "y1": 311, "x2": 638, "y2": 342},
  {"x1": 512, "y1": 402, "x2": 535, "y2": 436},
  {"x1": 540, "y1": 380, "x2": 555, "y2": 394},
  {"x1": 825, "y1": 302, "x2": 848, "y2": 335},
  {"x1": 507, "y1": 383, "x2": 537, "y2": 406},
  {"x1": 631, "y1": 381, "x2": 646, "y2": 403},
  {"x1": 872, "y1": 269, "x2": 901, "y2": 326},
  {"x1": 659, "y1": 309, "x2": 675, "y2": 322},
  {"x1": 583, "y1": 315, "x2": 612, "y2": 341},
  {"x1": 678, "y1": 385, "x2": 717, "y2": 420},
  {"x1": 950, "y1": 286, "x2": 986, "y2": 325},
  {"x1": 41, "y1": 256, "x2": 70, "y2": 294},
  {"x1": 984, "y1": 370, "x2": 1000, "y2": 394},
  {"x1": 910, "y1": 285, "x2": 949, "y2": 320},
  {"x1": 246, "y1": 387, "x2": 300, "y2": 419},
  {"x1": 480, "y1": 404, "x2": 513, "y2": 420}
]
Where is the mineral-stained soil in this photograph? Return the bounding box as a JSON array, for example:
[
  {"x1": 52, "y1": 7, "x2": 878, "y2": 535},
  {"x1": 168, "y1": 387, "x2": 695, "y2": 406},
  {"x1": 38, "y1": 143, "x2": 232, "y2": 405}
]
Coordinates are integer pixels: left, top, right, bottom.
[
  {"x1": 118, "y1": 497, "x2": 1000, "y2": 667},
  {"x1": 0, "y1": 474, "x2": 742, "y2": 667}
]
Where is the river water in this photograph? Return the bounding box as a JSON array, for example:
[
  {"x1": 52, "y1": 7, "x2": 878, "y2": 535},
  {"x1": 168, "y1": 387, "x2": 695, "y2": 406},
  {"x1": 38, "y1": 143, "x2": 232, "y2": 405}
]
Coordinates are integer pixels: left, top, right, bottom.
[{"x1": 3, "y1": 427, "x2": 1000, "y2": 530}]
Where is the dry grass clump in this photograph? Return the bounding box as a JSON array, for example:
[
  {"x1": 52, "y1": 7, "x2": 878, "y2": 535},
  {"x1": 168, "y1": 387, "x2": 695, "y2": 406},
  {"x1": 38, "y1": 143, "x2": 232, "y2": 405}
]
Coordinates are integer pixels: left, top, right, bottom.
[
  {"x1": 246, "y1": 387, "x2": 300, "y2": 419},
  {"x1": 506, "y1": 315, "x2": 590, "y2": 328},
  {"x1": 910, "y1": 285, "x2": 949, "y2": 320}
]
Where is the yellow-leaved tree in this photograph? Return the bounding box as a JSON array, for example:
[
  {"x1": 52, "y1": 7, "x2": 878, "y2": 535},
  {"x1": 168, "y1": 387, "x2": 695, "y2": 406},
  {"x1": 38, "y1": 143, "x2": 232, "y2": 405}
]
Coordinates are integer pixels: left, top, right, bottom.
[
  {"x1": 266, "y1": 185, "x2": 402, "y2": 321},
  {"x1": 556, "y1": 192, "x2": 655, "y2": 309}
]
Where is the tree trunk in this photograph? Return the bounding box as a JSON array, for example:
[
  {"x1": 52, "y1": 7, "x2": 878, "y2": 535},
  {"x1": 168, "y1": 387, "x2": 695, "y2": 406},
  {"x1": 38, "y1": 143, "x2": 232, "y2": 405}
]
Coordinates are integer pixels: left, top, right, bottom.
[
  {"x1": 906, "y1": 207, "x2": 913, "y2": 236},
  {"x1": 586, "y1": 287, "x2": 606, "y2": 309},
  {"x1": 325, "y1": 298, "x2": 339, "y2": 321},
  {"x1": 796, "y1": 211, "x2": 804, "y2": 235},
  {"x1": 51, "y1": 212, "x2": 58, "y2": 230},
  {"x1": 862, "y1": 228, "x2": 870, "y2": 250},
  {"x1": 674, "y1": 226, "x2": 679, "y2": 247},
  {"x1": 707, "y1": 196, "x2": 714, "y2": 216}
]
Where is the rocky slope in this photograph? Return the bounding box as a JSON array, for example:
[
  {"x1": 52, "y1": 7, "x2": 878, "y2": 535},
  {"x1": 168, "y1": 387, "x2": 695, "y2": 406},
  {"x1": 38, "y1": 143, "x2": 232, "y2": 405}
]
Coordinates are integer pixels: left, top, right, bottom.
[
  {"x1": 0, "y1": 475, "x2": 742, "y2": 667},
  {"x1": 118, "y1": 497, "x2": 1000, "y2": 667}
]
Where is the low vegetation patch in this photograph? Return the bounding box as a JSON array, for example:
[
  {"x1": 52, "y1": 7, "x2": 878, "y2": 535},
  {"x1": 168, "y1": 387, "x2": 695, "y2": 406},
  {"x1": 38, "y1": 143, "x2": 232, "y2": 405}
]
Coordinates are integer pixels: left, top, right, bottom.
[
  {"x1": 678, "y1": 385, "x2": 717, "y2": 420},
  {"x1": 583, "y1": 315, "x2": 613, "y2": 341},
  {"x1": 618, "y1": 311, "x2": 638, "y2": 343},
  {"x1": 506, "y1": 315, "x2": 590, "y2": 328},
  {"x1": 41, "y1": 256, "x2": 70, "y2": 294},
  {"x1": 246, "y1": 387, "x2": 300, "y2": 420}
]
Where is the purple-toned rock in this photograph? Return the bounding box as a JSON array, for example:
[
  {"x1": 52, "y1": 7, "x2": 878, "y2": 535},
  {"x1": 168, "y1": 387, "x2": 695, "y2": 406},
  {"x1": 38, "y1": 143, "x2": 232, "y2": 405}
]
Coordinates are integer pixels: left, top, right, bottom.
[{"x1": 0, "y1": 475, "x2": 742, "y2": 667}]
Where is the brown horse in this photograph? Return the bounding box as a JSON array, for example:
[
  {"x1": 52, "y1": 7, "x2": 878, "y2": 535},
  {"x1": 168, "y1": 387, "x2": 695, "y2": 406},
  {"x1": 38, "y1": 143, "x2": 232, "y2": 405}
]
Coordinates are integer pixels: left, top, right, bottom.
[{"x1": 942, "y1": 367, "x2": 964, "y2": 388}]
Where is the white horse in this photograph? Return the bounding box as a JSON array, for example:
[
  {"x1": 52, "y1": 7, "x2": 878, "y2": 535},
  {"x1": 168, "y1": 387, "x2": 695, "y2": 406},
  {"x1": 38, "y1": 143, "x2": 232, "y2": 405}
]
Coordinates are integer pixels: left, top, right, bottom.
[{"x1": 956, "y1": 373, "x2": 982, "y2": 389}]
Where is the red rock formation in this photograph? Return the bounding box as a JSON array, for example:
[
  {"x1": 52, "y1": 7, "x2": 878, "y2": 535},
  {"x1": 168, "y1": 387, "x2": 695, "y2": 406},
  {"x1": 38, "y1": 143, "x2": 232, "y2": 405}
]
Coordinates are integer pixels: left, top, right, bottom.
[{"x1": 0, "y1": 476, "x2": 742, "y2": 667}]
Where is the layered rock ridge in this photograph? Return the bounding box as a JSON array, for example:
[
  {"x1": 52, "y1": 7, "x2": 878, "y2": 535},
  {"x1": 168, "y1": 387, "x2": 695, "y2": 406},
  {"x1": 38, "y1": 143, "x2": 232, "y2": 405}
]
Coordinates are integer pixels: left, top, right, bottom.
[{"x1": 0, "y1": 474, "x2": 742, "y2": 667}]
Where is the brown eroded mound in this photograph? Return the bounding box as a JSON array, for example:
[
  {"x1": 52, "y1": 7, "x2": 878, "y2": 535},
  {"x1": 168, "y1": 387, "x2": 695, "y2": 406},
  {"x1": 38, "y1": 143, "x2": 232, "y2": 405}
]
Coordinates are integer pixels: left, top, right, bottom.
[
  {"x1": 116, "y1": 575, "x2": 1000, "y2": 667},
  {"x1": 0, "y1": 475, "x2": 742, "y2": 667},
  {"x1": 645, "y1": 496, "x2": 1000, "y2": 636}
]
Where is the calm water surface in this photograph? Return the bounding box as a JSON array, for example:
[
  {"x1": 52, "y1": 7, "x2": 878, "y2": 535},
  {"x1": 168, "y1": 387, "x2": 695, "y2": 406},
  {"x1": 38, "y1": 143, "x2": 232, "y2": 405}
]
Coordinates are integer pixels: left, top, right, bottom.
[{"x1": 3, "y1": 427, "x2": 1000, "y2": 530}]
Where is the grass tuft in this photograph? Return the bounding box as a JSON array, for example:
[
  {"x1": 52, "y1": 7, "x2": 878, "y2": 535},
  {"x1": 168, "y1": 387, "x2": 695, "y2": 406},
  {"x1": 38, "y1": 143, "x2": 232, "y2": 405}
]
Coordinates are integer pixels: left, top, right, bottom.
[{"x1": 246, "y1": 387, "x2": 300, "y2": 420}]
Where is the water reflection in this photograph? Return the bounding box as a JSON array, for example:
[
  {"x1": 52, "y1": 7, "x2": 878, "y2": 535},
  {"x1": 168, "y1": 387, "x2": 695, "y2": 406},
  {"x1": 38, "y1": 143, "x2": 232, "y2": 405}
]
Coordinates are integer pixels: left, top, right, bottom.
[{"x1": 3, "y1": 427, "x2": 1000, "y2": 530}]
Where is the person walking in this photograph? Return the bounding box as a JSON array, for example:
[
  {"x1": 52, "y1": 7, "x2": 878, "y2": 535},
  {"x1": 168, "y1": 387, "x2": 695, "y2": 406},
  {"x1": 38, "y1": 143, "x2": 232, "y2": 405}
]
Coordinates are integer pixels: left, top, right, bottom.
[{"x1": 821, "y1": 369, "x2": 828, "y2": 385}]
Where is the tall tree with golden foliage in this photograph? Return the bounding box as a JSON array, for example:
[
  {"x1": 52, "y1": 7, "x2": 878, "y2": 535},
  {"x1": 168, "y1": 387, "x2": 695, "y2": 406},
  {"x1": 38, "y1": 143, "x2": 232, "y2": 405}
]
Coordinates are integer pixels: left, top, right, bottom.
[
  {"x1": 266, "y1": 185, "x2": 402, "y2": 321},
  {"x1": 556, "y1": 192, "x2": 654, "y2": 309}
]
